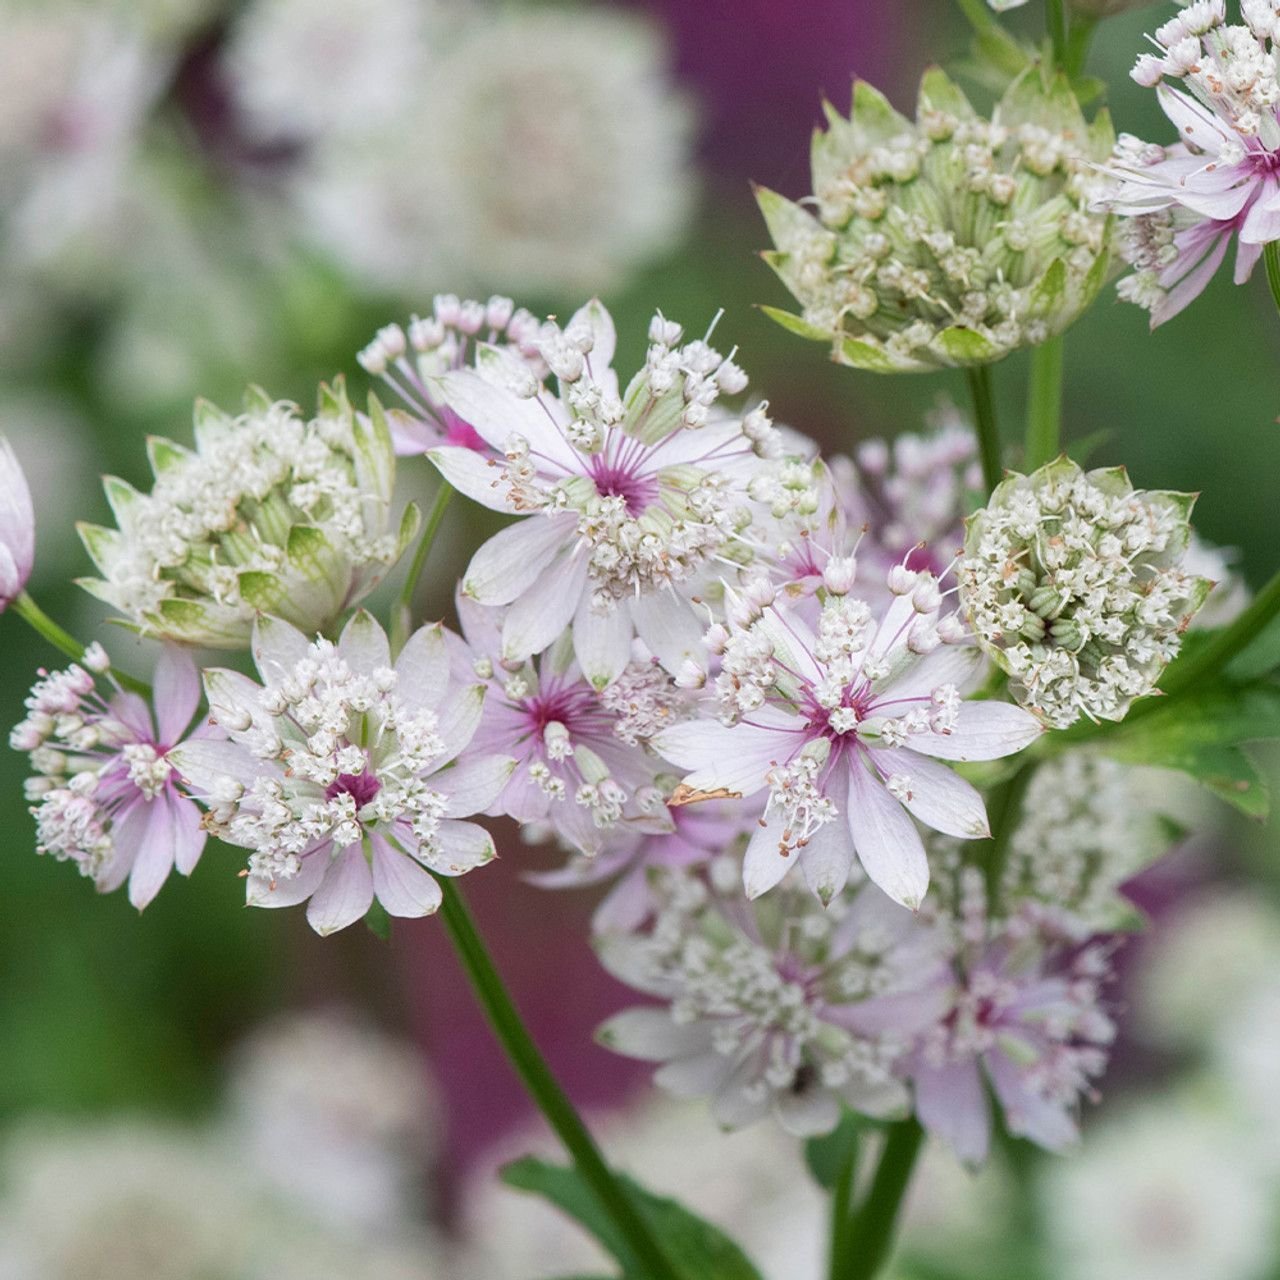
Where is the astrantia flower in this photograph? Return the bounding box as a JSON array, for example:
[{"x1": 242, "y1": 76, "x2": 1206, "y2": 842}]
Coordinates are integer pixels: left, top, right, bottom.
[
  {"x1": 1098, "y1": 2, "x2": 1280, "y2": 325},
  {"x1": 171, "y1": 612, "x2": 513, "y2": 935},
  {"x1": 0, "y1": 434, "x2": 35, "y2": 609},
  {"x1": 853, "y1": 873, "x2": 1116, "y2": 1165},
  {"x1": 452, "y1": 595, "x2": 676, "y2": 856},
  {"x1": 959, "y1": 457, "x2": 1211, "y2": 729},
  {"x1": 78, "y1": 382, "x2": 419, "y2": 648},
  {"x1": 357, "y1": 294, "x2": 547, "y2": 456},
  {"x1": 11, "y1": 643, "x2": 207, "y2": 909},
  {"x1": 758, "y1": 68, "x2": 1113, "y2": 372},
  {"x1": 654, "y1": 571, "x2": 1042, "y2": 909},
  {"x1": 597, "y1": 870, "x2": 947, "y2": 1135},
  {"x1": 433, "y1": 299, "x2": 781, "y2": 688}
]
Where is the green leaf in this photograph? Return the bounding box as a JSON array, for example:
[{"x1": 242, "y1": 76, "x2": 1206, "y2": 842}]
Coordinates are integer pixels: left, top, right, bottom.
[
  {"x1": 1228, "y1": 613, "x2": 1280, "y2": 684},
  {"x1": 838, "y1": 336, "x2": 904, "y2": 373},
  {"x1": 803, "y1": 1108, "x2": 861, "y2": 1189},
  {"x1": 364, "y1": 900, "x2": 392, "y2": 941},
  {"x1": 933, "y1": 325, "x2": 1002, "y2": 364},
  {"x1": 500, "y1": 1157, "x2": 765, "y2": 1280}
]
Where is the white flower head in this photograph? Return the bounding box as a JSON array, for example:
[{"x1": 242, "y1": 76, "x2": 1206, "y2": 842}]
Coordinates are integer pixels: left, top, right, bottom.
[
  {"x1": 78, "y1": 381, "x2": 420, "y2": 648},
  {"x1": 170, "y1": 611, "x2": 514, "y2": 935}
]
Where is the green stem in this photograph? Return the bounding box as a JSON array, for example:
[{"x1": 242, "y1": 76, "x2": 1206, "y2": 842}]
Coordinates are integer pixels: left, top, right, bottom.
[
  {"x1": 436, "y1": 878, "x2": 678, "y2": 1280},
  {"x1": 838, "y1": 1119, "x2": 925, "y2": 1280},
  {"x1": 965, "y1": 366, "x2": 1002, "y2": 495},
  {"x1": 828, "y1": 1134, "x2": 860, "y2": 1280},
  {"x1": 1025, "y1": 337, "x2": 1064, "y2": 470},
  {"x1": 1064, "y1": 14, "x2": 1098, "y2": 79},
  {"x1": 1264, "y1": 241, "x2": 1280, "y2": 318},
  {"x1": 12, "y1": 592, "x2": 150, "y2": 696},
  {"x1": 1046, "y1": 0, "x2": 1068, "y2": 68},
  {"x1": 982, "y1": 762, "x2": 1035, "y2": 907},
  {"x1": 392, "y1": 483, "x2": 453, "y2": 652}
]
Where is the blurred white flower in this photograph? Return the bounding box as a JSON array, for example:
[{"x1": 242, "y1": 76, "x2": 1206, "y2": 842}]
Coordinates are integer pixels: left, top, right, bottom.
[
  {"x1": 1043, "y1": 1100, "x2": 1277, "y2": 1280},
  {"x1": 224, "y1": 1009, "x2": 439, "y2": 1236},
  {"x1": 1214, "y1": 980, "x2": 1280, "y2": 1161}
]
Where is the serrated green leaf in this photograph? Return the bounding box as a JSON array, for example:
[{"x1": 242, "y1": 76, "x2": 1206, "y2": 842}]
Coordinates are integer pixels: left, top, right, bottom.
[{"x1": 500, "y1": 1157, "x2": 765, "y2": 1280}]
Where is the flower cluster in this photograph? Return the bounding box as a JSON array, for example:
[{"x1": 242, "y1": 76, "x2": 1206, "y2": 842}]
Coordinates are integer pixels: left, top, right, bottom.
[
  {"x1": 78, "y1": 382, "x2": 419, "y2": 647},
  {"x1": 1099, "y1": 0, "x2": 1280, "y2": 325},
  {"x1": 758, "y1": 68, "x2": 1113, "y2": 372},
  {"x1": 959, "y1": 457, "x2": 1210, "y2": 728}
]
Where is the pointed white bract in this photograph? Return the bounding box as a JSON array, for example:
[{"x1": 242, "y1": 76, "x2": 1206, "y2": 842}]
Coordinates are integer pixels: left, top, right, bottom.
[
  {"x1": 435, "y1": 300, "x2": 784, "y2": 686},
  {"x1": 170, "y1": 612, "x2": 512, "y2": 935},
  {"x1": 654, "y1": 563, "x2": 1041, "y2": 909}
]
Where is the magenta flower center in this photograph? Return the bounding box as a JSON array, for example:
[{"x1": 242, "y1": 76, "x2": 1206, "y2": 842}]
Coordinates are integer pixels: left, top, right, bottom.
[
  {"x1": 442, "y1": 407, "x2": 488, "y2": 452},
  {"x1": 325, "y1": 769, "x2": 382, "y2": 807},
  {"x1": 588, "y1": 459, "x2": 658, "y2": 516}
]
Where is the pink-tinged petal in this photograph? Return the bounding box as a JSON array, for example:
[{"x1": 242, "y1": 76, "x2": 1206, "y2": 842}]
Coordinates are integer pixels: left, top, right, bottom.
[
  {"x1": 1152, "y1": 230, "x2": 1231, "y2": 325},
  {"x1": 591, "y1": 867, "x2": 653, "y2": 934},
  {"x1": 630, "y1": 591, "x2": 705, "y2": 677},
  {"x1": 882, "y1": 644, "x2": 983, "y2": 702},
  {"x1": 0, "y1": 543, "x2": 20, "y2": 603},
  {"x1": 0, "y1": 437, "x2": 34, "y2": 596},
  {"x1": 370, "y1": 835, "x2": 442, "y2": 918},
  {"x1": 755, "y1": 604, "x2": 822, "y2": 685},
  {"x1": 573, "y1": 595, "x2": 632, "y2": 690},
  {"x1": 742, "y1": 811, "x2": 794, "y2": 899},
  {"x1": 502, "y1": 551, "x2": 589, "y2": 662},
  {"x1": 427, "y1": 446, "x2": 516, "y2": 513},
  {"x1": 463, "y1": 514, "x2": 576, "y2": 606},
  {"x1": 454, "y1": 590, "x2": 504, "y2": 659},
  {"x1": 251, "y1": 615, "x2": 312, "y2": 688},
  {"x1": 153, "y1": 646, "x2": 200, "y2": 744},
  {"x1": 169, "y1": 738, "x2": 263, "y2": 797},
  {"x1": 655, "y1": 1049, "x2": 737, "y2": 1100},
  {"x1": 417, "y1": 819, "x2": 496, "y2": 876},
  {"x1": 775, "y1": 1087, "x2": 842, "y2": 1138},
  {"x1": 487, "y1": 762, "x2": 551, "y2": 823},
  {"x1": 1240, "y1": 184, "x2": 1280, "y2": 244},
  {"x1": 832, "y1": 978, "x2": 956, "y2": 1038},
  {"x1": 654, "y1": 711, "x2": 802, "y2": 797},
  {"x1": 439, "y1": 370, "x2": 579, "y2": 471},
  {"x1": 909, "y1": 701, "x2": 1042, "y2": 762},
  {"x1": 434, "y1": 684, "x2": 486, "y2": 765},
  {"x1": 569, "y1": 299, "x2": 618, "y2": 387},
  {"x1": 1156, "y1": 84, "x2": 1235, "y2": 157},
  {"x1": 305, "y1": 844, "x2": 374, "y2": 935},
  {"x1": 846, "y1": 757, "x2": 929, "y2": 910},
  {"x1": 338, "y1": 609, "x2": 391, "y2": 674},
  {"x1": 709, "y1": 1055, "x2": 775, "y2": 1128},
  {"x1": 799, "y1": 767, "x2": 855, "y2": 904},
  {"x1": 869, "y1": 748, "x2": 990, "y2": 840},
  {"x1": 394, "y1": 623, "x2": 450, "y2": 712},
  {"x1": 913, "y1": 1059, "x2": 991, "y2": 1166},
  {"x1": 97, "y1": 801, "x2": 150, "y2": 894},
  {"x1": 1234, "y1": 237, "x2": 1264, "y2": 285},
  {"x1": 110, "y1": 691, "x2": 155, "y2": 742},
  {"x1": 435, "y1": 755, "x2": 517, "y2": 817},
  {"x1": 247, "y1": 846, "x2": 329, "y2": 908},
  {"x1": 985, "y1": 1049, "x2": 1080, "y2": 1151},
  {"x1": 127, "y1": 796, "x2": 178, "y2": 911},
  {"x1": 170, "y1": 793, "x2": 207, "y2": 876},
  {"x1": 597, "y1": 1007, "x2": 716, "y2": 1061}
]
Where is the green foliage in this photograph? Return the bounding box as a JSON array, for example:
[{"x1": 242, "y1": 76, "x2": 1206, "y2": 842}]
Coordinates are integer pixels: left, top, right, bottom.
[
  {"x1": 501, "y1": 1156, "x2": 765, "y2": 1280},
  {"x1": 803, "y1": 1108, "x2": 862, "y2": 1190}
]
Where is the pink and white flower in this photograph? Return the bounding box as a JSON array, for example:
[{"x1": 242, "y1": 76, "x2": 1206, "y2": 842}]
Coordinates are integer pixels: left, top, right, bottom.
[
  {"x1": 171, "y1": 611, "x2": 513, "y2": 935},
  {"x1": 11, "y1": 643, "x2": 208, "y2": 909},
  {"x1": 429, "y1": 299, "x2": 782, "y2": 688},
  {"x1": 1099, "y1": 4, "x2": 1280, "y2": 324},
  {"x1": 452, "y1": 594, "x2": 675, "y2": 856},
  {"x1": 654, "y1": 571, "x2": 1042, "y2": 909},
  {"x1": 0, "y1": 435, "x2": 35, "y2": 610}
]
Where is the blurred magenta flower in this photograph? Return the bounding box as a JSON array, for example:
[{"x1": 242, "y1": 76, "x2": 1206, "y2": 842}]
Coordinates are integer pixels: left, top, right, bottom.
[{"x1": 0, "y1": 436, "x2": 35, "y2": 610}]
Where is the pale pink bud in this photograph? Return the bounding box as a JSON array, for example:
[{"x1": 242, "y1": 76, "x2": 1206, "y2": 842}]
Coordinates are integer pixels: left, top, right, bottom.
[{"x1": 0, "y1": 438, "x2": 35, "y2": 611}]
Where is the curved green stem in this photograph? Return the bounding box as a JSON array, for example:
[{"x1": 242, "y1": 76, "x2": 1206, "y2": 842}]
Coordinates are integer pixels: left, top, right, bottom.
[
  {"x1": 12, "y1": 592, "x2": 150, "y2": 696},
  {"x1": 1025, "y1": 338, "x2": 1063, "y2": 471},
  {"x1": 1046, "y1": 0, "x2": 1068, "y2": 68},
  {"x1": 828, "y1": 1133, "x2": 860, "y2": 1280},
  {"x1": 392, "y1": 483, "x2": 453, "y2": 652},
  {"x1": 838, "y1": 1119, "x2": 925, "y2": 1280},
  {"x1": 1064, "y1": 14, "x2": 1098, "y2": 79},
  {"x1": 982, "y1": 762, "x2": 1035, "y2": 907},
  {"x1": 965, "y1": 366, "x2": 1003, "y2": 495},
  {"x1": 1264, "y1": 241, "x2": 1280, "y2": 318},
  {"x1": 437, "y1": 878, "x2": 678, "y2": 1280}
]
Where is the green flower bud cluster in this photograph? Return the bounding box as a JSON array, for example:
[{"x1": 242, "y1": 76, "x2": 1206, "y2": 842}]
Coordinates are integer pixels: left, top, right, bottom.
[
  {"x1": 758, "y1": 68, "x2": 1114, "y2": 373},
  {"x1": 78, "y1": 382, "x2": 419, "y2": 647}
]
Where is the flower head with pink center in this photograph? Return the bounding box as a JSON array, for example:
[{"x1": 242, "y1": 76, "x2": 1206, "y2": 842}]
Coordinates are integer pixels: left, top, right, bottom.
[
  {"x1": 853, "y1": 870, "x2": 1116, "y2": 1166},
  {"x1": 170, "y1": 611, "x2": 514, "y2": 935},
  {"x1": 596, "y1": 868, "x2": 950, "y2": 1136},
  {"x1": 428, "y1": 299, "x2": 783, "y2": 690},
  {"x1": 0, "y1": 436, "x2": 35, "y2": 610},
  {"x1": 654, "y1": 569, "x2": 1042, "y2": 909},
  {"x1": 11, "y1": 643, "x2": 208, "y2": 909},
  {"x1": 451, "y1": 594, "x2": 676, "y2": 856},
  {"x1": 1098, "y1": 2, "x2": 1280, "y2": 324},
  {"x1": 357, "y1": 293, "x2": 548, "y2": 456}
]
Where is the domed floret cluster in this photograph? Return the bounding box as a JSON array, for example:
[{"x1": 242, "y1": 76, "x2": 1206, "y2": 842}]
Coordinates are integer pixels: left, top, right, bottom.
[
  {"x1": 450, "y1": 593, "x2": 679, "y2": 856},
  {"x1": 77, "y1": 382, "x2": 419, "y2": 648},
  {"x1": 597, "y1": 868, "x2": 944, "y2": 1136},
  {"x1": 654, "y1": 566, "x2": 1042, "y2": 910},
  {"x1": 357, "y1": 293, "x2": 549, "y2": 457},
  {"x1": 10, "y1": 643, "x2": 207, "y2": 909},
  {"x1": 429, "y1": 299, "x2": 785, "y2": 688},
  {"x1": 170, "y1": 612, "x2": 514, "y2": 936},
  {"x1": 757, "y1": 67, "x2": 1113, "y2": 373},
  {"x1": 1097, "y1": 1, "x2": 1280, "y2": 326},
  {"x1": 958, "y1": 457, "x2": 1211, "y2": 729}
]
